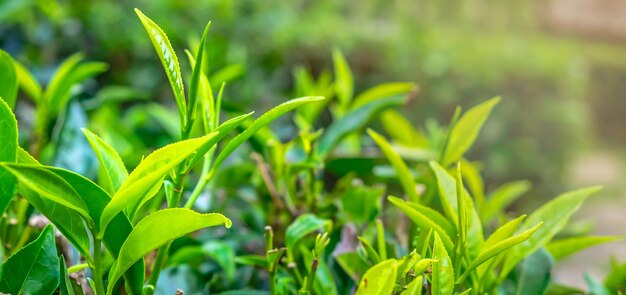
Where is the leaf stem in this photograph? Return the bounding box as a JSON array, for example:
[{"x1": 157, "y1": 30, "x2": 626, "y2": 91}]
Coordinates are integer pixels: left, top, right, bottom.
[{"x1": 92, "y1": 238, "x2": 106, "y2": 295}]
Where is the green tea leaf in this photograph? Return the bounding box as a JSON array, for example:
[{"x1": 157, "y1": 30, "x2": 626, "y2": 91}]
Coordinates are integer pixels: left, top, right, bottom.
[
  {"x1": 514, "y1": 249, "x2": 553, "y2": 295},
  {"x1": 301, "y1": 245, "x2": 338, "y2": 295},
  {"x1": 0, "y1": 50, "x2": 18, "y2": 108},
  {"x1": 1, "y1": 164, "x2": 91, "y2": 220},
  {"x1": 482, "y1": 215, "x2": 527, "y2": 251},
  {"x1": 317, "y1": 95, "x2": 406, "y2": 159},
  {"x1": 501, "y1": 186, "x2": 601, "y2": 277},
  {"x1": 82, "y1": 128, "x2": 128, "y2": 195},
  {"x1": 186, "y1": 112, "x2": 254, "y2": 169},
  {"x1": 14, "y1": 149, "x2": 92, "y2": 258},
  {"x1": 547, "y1": 236, "x2": 622, "y2": 261},
  {"x1": 332, "y1": 48, "x2": 353, "y2": 110},
  {"x1": 285, "y1": 214, "x2": 332, "y2": 260},
  {"x1": 14, "y1": 60, "x2": 42, "y2": 101},
  {"x1": 441, "y1": 97, "x2": 500, "y2": 166},
  {"x1": 432, "y1": 232, "x2": 454, "y2": 295},
  {"x1": 187, "y1": 21, "x2": 211, "y2": 127},
  {"x1": 380, "y1": 110, "x2": 428, "y2": 148},
  {"x1": 0, "y1": 225, "x2": 60, "y2": 294},
  {"x1": 60, "y1": 258, "x2": 84, "y2": 295},
  {"x1": 135, "y1": 8, "x2": 187, "y2": 127},
  {"x1": 482, "y1": 180, "x2": 531, "y2": 223},
  {"x1": 108, "y1": 208, "x2": 231, "y2": 292},
  {"x1": 213, "y1": 96, "x2": 323, "y2": 170},
  {"x1": 403, "y1": 201, "x2": 456, "y2": 241},
  {"x1": 429, "y1": 161, "x2": 484, "y2": 258},
  {"x1": 388, "y1": 196, "x2": 454, "y2": 252},
  {"x1": 358, "y1": 237, "x2": 381, "y2": 264},
  {"x1": 0, "y1": 98, "x2": 18, "y2": 215},
  {"x1": 44, "y1": 53, "x2": 107, "y2": 113},
  {"x1": 460, "y1": 222, "x2": 542, "y2": 282},
  {"x1": 355, "y1": 259, "x2": 397, "y2": 295},
  {"x1": 37, "y1": 166, "x2": 144, "y2": 293},
  {"x1": 368, "y1": 129, "x2": 419, "y2": 202},
  {"x1": 352, "y1": 82, "x2": 416, "y2": 109},
  {"x1": 100, "y1": 133, "x2": 216, "y2": 233}
]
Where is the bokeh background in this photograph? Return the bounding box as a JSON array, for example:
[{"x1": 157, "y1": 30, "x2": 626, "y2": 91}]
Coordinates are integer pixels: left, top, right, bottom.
[{"x1": 1, "y1": 0, "x2": 625, "y2": 286}]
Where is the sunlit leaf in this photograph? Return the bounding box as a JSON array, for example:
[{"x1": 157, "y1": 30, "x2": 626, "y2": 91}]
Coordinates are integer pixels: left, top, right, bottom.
[
  {"x1": 355, "y1": 259, "x2": 397, "y2": 295},
  {"x1": 380, "y1": 110, "x2": 428, "y2": 148},
  {"x1": 432, "y1": 232, "x2": 454, "y2": 295},
  {"x1": 213, "y1": 96, "x2": 324, "y2": 170},
  {"x1": 441, "y1": 97, "x2": 500, "y2": 166},
  {"x1": 135, "y1": 8, "x2": 187, "y2": 127},
  {"x1": 82, "y1": 128, "x2": 128, "y2": 195},
  {"x1": 368, "y1": 129, "x2": 419, "y2": 202},
  {"x1": 547, "y1": 236, "x2": 622, "y2": 261},
  {"x1": 108, "y1": 209, "x2": 231, "y2": 291},
  {"x1": 501, "y1": 186, "x2": 601, "y2": 278},
  {"x1": 100, "y1": 133, "x2": 216, "y2": 233}
]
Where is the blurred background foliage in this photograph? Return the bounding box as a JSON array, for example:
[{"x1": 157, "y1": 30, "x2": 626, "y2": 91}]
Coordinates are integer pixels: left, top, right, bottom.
[{"x1": 2, "y1": 0, "x2": 626, "y2": 286}]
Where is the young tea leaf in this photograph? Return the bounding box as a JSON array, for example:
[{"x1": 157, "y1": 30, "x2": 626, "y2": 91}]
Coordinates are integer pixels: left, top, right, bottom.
[
  {"x1": 213, "y1": 96, "x2": 324, "y2": 170},
  {"x1": 352, "y1": 82, "x2": 416, "y2": 109},
  {"x1": 285, "y1": 214, "x2": 332, "y2": 260},
  {"x1": 368, "y1": 129, "x2": 419, "y2": 202},
  {"x1": 380, "y1": 110, "x2": 428, "y2": 148},
  {"x1": 500, "y1": 186, "x2": 601, "y2": 277},
  {"x1": 332, "y1": 48, "x2": 353, "y2": 110},
  {"x1": 0, "y1": 225, "x2": 60, "y2": 294},
  {"x1": 82, "y1": 128, "x2": 128, "y2": 195},
  {"x1": 546, "y1": 236, "x2": 622, "y2": 261},
  {"x1": 108, "y1": 208, "x2": 231, "y2": 292},
  {"x1": 432, "y1": 232, "x2": 454, "y2": 295},
  {"x1": 0, "y1": 98, "x2": 18, "y2": 215},
  {"x1": 441, "y1": 97, "x2": 500, "y2": 166},
  {"x1": 135, "y1": 8, "x2": 187, "y2": 127},
  {"x1": 100, "y1": 133, "x2": 216, "y2": 233},
  {"x1": 355, "y1": 259, "x2": 398, "y2": 295},
  {"x1": 388, "y1": 196, "x2": 454, "y2": 252},
  {"x1": 0, "y1": 50, "x2": 18, "y2": 108},
  {"x1": 317, "y1": 95, "x2": 406, "y2": 159}
]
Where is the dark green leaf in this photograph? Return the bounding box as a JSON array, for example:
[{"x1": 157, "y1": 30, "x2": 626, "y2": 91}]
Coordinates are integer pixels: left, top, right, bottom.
[
  {"x1": 0, "y1": 225, "x2": 60, "y2": 294},
  {"x1": 317, "y1": 95, "x2": 406, "y2": 159}
]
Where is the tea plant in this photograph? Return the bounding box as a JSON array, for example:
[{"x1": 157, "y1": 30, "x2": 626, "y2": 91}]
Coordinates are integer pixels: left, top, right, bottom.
[{"x1": 0, "y1": 7, "x2": 623, "y2": 295}]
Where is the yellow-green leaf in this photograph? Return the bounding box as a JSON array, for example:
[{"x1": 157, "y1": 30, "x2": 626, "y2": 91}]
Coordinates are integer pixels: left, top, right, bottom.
[
  {"x1": 355, "y1": 259, "x2": 397, "y2": 295},
  {"x1": 441, "y1": 97, "x2": 500, "y2": 166},
  {"x1": 547, "y1": 236, "x2": 622, "y2": 261},
  {"x1": 107, "y1": 209, "x2": 231, "y2": 292},
  {"x1": 135, "y1": 8, "x2": 186, "y2": 126},
  {"x1": 352, "y1": 82, "x2": 416, "y2": 109},
  {"x1": 82, "y1": 128, "x2": 128, "y2": 195},
  {"x1": 368, "y1": 129, "x2": 419, "y2": 202},
  {"x1": 99, "y1": 133, "x2": 216, "y2": 233},
  {"x1": 432, "y1": 232, "x2": 454, "y2": 295},
  {"x1": 0, "y1": 98, "x2": 18, "y2": 215},
  {"x1": 332, "y1": 48, "x2": 353, "y2": 110}
]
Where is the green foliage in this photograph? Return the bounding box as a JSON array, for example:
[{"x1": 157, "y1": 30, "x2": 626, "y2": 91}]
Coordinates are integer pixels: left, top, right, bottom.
[
  {"x1": 0, "y1": 225, "x2": 59, "y2": 294},
  {"x1": 0, "y1": 7, "x2": 620, "y2": 295}
]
